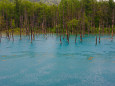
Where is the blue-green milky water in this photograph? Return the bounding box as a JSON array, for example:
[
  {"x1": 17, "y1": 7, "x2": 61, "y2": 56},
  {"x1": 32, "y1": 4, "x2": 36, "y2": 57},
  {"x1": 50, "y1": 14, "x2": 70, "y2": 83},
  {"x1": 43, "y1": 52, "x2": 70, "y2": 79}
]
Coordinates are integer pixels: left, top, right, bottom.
[{"x1": 0, "y1": 34, "x2": 115, "y2": 86}]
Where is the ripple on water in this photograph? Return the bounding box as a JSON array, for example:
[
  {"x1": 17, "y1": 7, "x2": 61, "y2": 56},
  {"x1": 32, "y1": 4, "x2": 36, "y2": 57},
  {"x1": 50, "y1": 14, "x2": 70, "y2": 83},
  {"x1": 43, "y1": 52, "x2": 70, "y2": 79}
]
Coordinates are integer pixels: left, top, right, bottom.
[{"x1": 0, "y1": 34, "x2": 115, "y2": 86}]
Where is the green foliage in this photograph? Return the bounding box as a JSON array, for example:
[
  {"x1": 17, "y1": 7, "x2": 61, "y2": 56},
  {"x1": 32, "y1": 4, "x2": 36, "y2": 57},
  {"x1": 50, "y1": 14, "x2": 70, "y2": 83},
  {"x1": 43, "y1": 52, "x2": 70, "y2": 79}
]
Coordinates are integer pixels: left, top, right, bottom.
[
  {"x1": 12, "y1": 19, "x2": 15, "y2": 28},
  {"x1": 0, "y1": 0, "x2": 114, "y2": 33},
  {"x1": 67, "y1": 19, "x2": 79, "y2": 27},
  {"x1": 0, "y1": 16, "x2": 6, "y2": 30}
]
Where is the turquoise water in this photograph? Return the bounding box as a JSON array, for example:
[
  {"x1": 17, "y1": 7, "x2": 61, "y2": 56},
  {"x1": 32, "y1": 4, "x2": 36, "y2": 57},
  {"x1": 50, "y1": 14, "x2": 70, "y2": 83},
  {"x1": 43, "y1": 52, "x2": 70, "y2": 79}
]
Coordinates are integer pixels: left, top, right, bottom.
[{"x1": 0, "y1": 34, "x2": 115, "y2": 86}]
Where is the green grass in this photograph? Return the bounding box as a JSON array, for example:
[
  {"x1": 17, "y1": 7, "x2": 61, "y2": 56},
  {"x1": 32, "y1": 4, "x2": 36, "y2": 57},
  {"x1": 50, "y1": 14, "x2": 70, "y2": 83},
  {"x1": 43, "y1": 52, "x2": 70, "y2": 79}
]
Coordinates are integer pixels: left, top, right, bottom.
[{"x1": 1, "y1": 27, "x2": 115, "y2": 34}]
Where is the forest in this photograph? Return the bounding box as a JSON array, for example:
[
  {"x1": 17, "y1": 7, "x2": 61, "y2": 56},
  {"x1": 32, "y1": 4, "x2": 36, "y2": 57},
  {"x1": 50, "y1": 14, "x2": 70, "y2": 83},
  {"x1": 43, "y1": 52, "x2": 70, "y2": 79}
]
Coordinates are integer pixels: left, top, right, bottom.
[
  {"x1": 0, "y1": 0, "x2": 115, "y2": 37},
  {"x1": 1, "y1": 1, "x2": 115, "y2": 85}
]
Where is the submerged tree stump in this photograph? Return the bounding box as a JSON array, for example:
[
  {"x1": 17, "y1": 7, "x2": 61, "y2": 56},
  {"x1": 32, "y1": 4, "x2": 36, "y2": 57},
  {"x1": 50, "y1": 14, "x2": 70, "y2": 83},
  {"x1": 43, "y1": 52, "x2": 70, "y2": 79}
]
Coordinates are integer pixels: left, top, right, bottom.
[
  {"x1": 67, "y1": 33, "x2": 69, "y2": 44},
  {"x1": 80, "y1": 33, "x2": 82, "y2": 42},
  {"x1": 96, "y1": 36, "x2": 97, "y2": 45},
  {"x1": 0, "y1": 31, "x2": 1, "y2": 43},
  {"x1": 60, "y1": 34, "x2": 62, "y2": 44},
  {"x1": 75, "y1": 34, "x2": 77, "y2": 43},
  {"x1": 99, "y1": 35, "x2": 100, "y2": 43}
]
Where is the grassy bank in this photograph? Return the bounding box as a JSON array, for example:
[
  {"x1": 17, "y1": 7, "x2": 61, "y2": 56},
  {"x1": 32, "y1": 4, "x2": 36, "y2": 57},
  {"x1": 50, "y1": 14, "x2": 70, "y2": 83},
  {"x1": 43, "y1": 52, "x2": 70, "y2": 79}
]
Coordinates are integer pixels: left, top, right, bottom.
[{"x1": 1, "y1": 27, "x2": 115, "y2": 34}]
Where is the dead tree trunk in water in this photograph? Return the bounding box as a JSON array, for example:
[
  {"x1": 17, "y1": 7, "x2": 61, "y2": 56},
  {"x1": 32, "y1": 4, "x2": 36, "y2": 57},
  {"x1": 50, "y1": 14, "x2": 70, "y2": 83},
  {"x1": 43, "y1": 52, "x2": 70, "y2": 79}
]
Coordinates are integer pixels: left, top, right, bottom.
[
  {"x1": 20, "y1": 16, "x2": 23, "y2": 40},
  {"x1": 60, "y1": 34, "x2": 62, "y2": 44},
  {"x1": 99, "y1": 35, "x2": 100, "y2": 43},
  {"x1": 67, "y1": 33, "x2": 69, "y2": 43},
  {"x1": 32, "y1": 14, "x2": 35, "y2": 40},
  {"x1": 42, "y1": 7, "x2": 45, "y2": 34},
  {"x1": 80, "y1": 33, "x2": 82, "y2": 42},
  {"x1": 5, "y1": 9, "x2": 9, "y2": 40},
  {"x1": 80, "y1": 22, "x2": 82, "y2": 42},
  {"x1": 10, "y1": 19, "x2": 14, "y2": 41},
  {"x1": 6, "y1": 20, "x2": 9, "y2": 40},
  {"x1": 102, "y1": 21, "x2": 104, "y2": 35},
  {"x1": 63, "y1": 3, "x2": 65, "y2": 39},
  {"x1": 96, "y1": 36, "x2": 97, "y2": 45},
  {"x1": 99, "y1": 21, "x2": 101, "y2": 43},
  {"x1": 24, "y1": 9, "x2": 28, "y2": 36},
  {"x1": 44, "y1": 15, "x2": 47, "y2": 37},
  {"x1": 56, "y1": 6, "x2": 59, "y2": 34},
  {"x1": 112, "y1": 9, "x2": 114, "y2": 39},
  {"x1": 30, "y1": 16, "x2": 33, "y2": 43},
  {"x1": 56, "y1": 9, "x2": 58, "y2": 34},
  {"x1": 42, "y1": 20, "x2": 44, "y2": 34},
  {"x1": 27, "y1": 23, "x2": 30, "y2": 40},
  {"x1": 31, "y1": 28, "x2": 32, "y2": 43},
  {"x1": 0, "y1": 31, "x2": 1, "y2": 43},
  {"x1": 75, "y1": 33, "x2": 77, "y2": 43},
  {"x1": 82, "y1": 9, "x2": 85, "y2": 36},
  {"x1": 88, "y1": 23, "x2": 90, "y2": 35}
]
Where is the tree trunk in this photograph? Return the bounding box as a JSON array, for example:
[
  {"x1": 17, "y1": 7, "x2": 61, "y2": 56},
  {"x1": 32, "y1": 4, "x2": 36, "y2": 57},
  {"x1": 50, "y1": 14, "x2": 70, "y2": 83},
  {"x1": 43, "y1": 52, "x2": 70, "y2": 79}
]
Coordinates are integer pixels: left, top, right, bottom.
[
  {"x1": 82, "y1": 9, "x2": 85, "y2": 36},
  {"x1": 11, "y1": 19, "x2": 14, "y2": 41},
  {"x1": 63, "y1": 4, "x2": 65, "y2": 39},
  {"x1": 75, "y1": 34, "x2": 77, "y2": 43},
  {"x1": 20, "y1": 16, "x2": 22, "y2": 40},
  {"x1": 67, "y1": 33, "x2": 69, "y2": 43},
  {"x1": 112, "y1": 9, "x2": 114, "y2": 39},
  {"x1": 0, "y1": 31, "x2": 1, "y2": 43},
  {"x1": 60, "y1": 34, "x2": 62, "y2": 44},
  {"x1": 31, "y1": 28, "x2": 32, "y2": 43},
  {"x1": 24, "y1": 9, "x2": 28, "y2": 36},
  {"x1": 99, "y1": 21, "x2": 101, "y2": 43},
  {"x1": 96, "y1": 36, "x2": 97, "y2": 45}
]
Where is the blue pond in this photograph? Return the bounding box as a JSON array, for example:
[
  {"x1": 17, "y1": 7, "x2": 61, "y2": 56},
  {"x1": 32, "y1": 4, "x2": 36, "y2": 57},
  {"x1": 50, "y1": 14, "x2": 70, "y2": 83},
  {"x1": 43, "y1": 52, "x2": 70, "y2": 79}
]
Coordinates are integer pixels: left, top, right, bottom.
[{"x1": 0, "y1": 34, "x2": 115, "y2": 86}]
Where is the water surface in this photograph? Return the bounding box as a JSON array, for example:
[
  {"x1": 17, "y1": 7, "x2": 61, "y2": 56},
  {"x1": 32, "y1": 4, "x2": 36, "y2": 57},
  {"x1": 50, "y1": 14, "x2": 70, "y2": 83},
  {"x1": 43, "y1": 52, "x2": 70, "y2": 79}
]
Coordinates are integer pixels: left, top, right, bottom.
[{"x1": 0, "y1": 34, "x2": 115, "y2": 86}]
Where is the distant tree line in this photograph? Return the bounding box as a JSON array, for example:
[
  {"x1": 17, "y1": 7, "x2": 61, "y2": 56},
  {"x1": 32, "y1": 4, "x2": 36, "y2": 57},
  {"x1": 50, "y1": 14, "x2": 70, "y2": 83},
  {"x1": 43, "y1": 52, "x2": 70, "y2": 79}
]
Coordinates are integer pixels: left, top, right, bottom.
[{"x1": 0, "y1": 0, "x2": 115, "y2": 35}]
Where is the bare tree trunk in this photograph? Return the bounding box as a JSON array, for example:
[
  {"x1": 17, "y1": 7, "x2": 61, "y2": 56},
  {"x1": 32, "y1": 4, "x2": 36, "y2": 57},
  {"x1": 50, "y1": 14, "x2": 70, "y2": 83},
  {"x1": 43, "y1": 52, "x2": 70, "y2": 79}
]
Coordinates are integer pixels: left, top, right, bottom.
[
  {"x1": 66, "y1": 24, "x2": 68, "y2": 35},
  {"x1": 99, "y1": 35, "x2": 100, "y2": 44},
  {"x1": 20, "y1": 16, "x2": 22, "y2": 40},
  {"x1": 30, "y1": 15, "x2": 34, "y2": 42},
  {"x1": 80, "y1": 21, "x2": 82, "y2": 42},
  {"x1": 42, "y1": 20, "x2": 44, "y2": 34},
  {"x1": 32, "y1": 14, "x2": 35, "y2": 40},
  {"x1": 56, "y1": 9, "x2": 58, "y2": 34},
  {"x1": 5, "y1": 8, "x2": 10, "y2": 40},
  {"x1": 102, "y1": 21, "x2": 104, "y2": 35},
  {"x1": 28, "y1": 23, "x2": 30, "y2": 40},
  {"x1": 10, "y1": 19, "x2": 14, "y2": 41},
  {"x1": 80, "y1": 33, "x2": 82, "y2": 42},
  {"x1": 106, "y1": 19, "x2": 108, "y2": 33},
  {"x1": 0, "y1": 31, "x2": 1, "y2": 43},
  {"x1": 60, "y1": 34, "x2": 62, "y2": 44},
  {"x1": 63, "y1": 4, "x2": 65, "y2": 39},
  {"x1": 31, "y1": 28, "x2": 32, "y2": 43},
  {"x1": 99, "y1": 21, "x2": 101, "y2": 43},
  {"x1": 67, "y1": 33, "x2": 69, "y2": 43},
  {"x1": 96, "y1": 35, "x2": 97, "y2": 45},
  {"x1": 6, "y1": 20, "x2": 9, "y2": 40},
  {"x1": 88, "y1": 23, "x2": 90, "y2": 35},
  {"x1": 24, "y1": 9, "x2": 28, "y2": 36},
  {"x1": 82, "y1": 9, "x2": 85, "y2": 36},
  {"x1": 75, "y1": 34, "x2": 77, "y2": 43},
  {"x1": 12, "y1": 29, "x2": 14, "y2": 41},
  {"x1": 112, "y1": 9, "x2": 114, "y2": 39}
]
